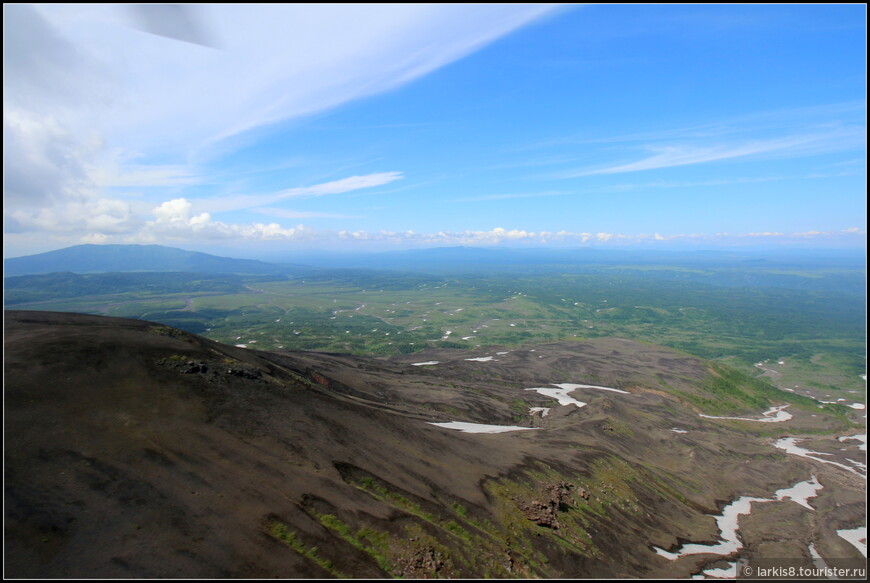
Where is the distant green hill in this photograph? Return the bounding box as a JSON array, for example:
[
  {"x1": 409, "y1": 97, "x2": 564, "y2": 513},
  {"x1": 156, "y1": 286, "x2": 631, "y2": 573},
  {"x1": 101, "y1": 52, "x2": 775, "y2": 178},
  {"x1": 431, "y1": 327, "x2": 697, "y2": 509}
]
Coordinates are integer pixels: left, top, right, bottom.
[{"x1": 3, "y1": 244, "x2": 309, "y2": 277}]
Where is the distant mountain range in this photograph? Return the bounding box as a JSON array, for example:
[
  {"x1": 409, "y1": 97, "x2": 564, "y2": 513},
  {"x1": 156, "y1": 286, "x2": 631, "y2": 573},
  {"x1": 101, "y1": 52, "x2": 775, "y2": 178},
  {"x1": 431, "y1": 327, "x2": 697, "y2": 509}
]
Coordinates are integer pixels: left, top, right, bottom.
[
  {"x1": 265, "y1": 245, "x2": 867, "y2": 272},
  {"x1": 3, "y1": 244, "x2": 309, "y2": 277},
  {"x1": 4, "y1": 244, "x2": 865, "y2": 295}
]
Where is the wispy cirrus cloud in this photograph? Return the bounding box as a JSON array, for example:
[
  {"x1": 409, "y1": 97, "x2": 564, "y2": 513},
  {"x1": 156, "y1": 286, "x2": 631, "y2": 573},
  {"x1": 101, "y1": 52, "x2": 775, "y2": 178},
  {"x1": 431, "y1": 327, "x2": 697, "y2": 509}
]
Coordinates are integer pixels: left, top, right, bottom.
[
  {"x1": 588, "y1": 168, "x2": 865, "y2": 194},
  {"x1": 4, "y1": 4, "x2": 557, "y2": 251},
  {"x1": 252, "y1": 207, "x2": 362, "y2": 220},
  {"x1": 4, "y1": 171, "x2": 396, "y2": 253},
  {"x1": 453, "y1": 190, "x2": 573, "y2": 202},
  {"x1": 519, "y1": 101, "x2": 866, "y2": 152},
  {"x1": 90, "y1": 161, "x2": 204, "y2": 188},
  {"x1": 514, "y1": 100, "x2": 865, "y2": 182},
  {"x1": 549, "y1": 125, "x2": 865, "y2": 178},
  {"x1": 22, "y1": 4, "x2": 558, "y2": 159},
  {"x1": 199, "y1": 171, "x2": 403, "y2": 214}
]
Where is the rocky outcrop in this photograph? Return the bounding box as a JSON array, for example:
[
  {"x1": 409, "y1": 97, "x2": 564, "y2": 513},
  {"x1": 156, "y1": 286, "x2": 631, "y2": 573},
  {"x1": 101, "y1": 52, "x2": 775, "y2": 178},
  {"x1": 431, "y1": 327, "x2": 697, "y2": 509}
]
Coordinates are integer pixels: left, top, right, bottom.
[
  {"x1": 519, "y1": 481, "x2": 576, "y2": 529},
  {"x1": 394, "y1": 546, "x2": 446, "y2": 578},
  {"x1": 157, "y1": 356, "x2": 262, "y2": 381}
]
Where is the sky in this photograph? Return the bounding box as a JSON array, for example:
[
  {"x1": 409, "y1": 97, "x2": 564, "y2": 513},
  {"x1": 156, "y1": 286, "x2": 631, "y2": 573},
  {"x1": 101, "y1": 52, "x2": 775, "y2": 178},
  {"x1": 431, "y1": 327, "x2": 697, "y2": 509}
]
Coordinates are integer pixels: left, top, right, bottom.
[{"x1": 3, "y1": 3, "x2": 867, "y2": 259}]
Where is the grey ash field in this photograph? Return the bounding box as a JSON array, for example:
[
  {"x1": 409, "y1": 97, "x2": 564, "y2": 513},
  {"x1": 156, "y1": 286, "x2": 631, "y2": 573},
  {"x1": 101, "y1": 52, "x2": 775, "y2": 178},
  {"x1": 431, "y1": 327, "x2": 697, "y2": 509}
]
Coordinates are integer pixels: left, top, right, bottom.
[{"x1": 4, "y1": 310, "x2": 865, "y2": 578}]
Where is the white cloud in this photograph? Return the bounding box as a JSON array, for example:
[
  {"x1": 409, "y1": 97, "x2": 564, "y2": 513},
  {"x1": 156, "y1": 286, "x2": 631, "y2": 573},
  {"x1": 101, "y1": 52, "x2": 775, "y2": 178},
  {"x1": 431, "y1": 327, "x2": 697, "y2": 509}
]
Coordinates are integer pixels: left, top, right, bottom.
[
  {"x1": 4, "y1": 4, "x2": 557, "y2": 249},
  {"x1": 141, "y1": 197, "x2": 317, "y2": 242},
  {"x1": 7, "y1": 197, "x2": 137, "y2": 235},
  {"x1": 151, "y1": 198, "x2": 210, "y2": 226},
  {"x1": 3, "y1": 167, "x2": 404, "y2": 252},
  {"x1": 24, "y1": 5, "x2": 556, "y2": 159},
  {"x1": 80, "y1": 233, "x2": 109, "y2": 245},
  {"x1": 5, "y1": 222, "x2": 865, "y2": 256},
  {"x1": 330, "y1": 226, "x2": 866, "y2": 248},
  {"x1": 3, "y1": 5, "x2": 116, "y2": 114},
  {"x1": 3, "y1": 106, "x2": 103, "y2": 208}
]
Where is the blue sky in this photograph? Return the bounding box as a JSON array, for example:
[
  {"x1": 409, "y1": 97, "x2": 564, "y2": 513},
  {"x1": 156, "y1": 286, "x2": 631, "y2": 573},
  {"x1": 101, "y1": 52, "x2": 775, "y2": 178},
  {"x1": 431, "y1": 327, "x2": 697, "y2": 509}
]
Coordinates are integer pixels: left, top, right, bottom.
[{"x1": 4, "y1": 4, "x2": 866, "y2": 257}]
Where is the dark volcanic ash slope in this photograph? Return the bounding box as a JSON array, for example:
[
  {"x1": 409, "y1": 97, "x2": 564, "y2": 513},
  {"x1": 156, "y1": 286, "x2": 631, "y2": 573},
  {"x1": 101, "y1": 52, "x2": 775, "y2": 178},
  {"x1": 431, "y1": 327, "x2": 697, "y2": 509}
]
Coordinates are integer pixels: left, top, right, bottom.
[{"x1": 4, "y1": 311, "x2": 861, "y2": 578}]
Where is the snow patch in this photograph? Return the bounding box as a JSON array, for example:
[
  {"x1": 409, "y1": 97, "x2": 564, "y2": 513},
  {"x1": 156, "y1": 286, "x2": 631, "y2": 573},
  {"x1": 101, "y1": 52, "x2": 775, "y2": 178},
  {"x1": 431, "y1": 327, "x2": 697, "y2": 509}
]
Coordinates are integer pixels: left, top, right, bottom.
[
  {"x1": 653, "y1": 477, "x2": 823, "y2": 560},
  {"x1": 775, "y1": 437, "x2": 866, "y2": 478},
  {"x1": 837, "y1": 527, "x2": 867, "y2": 558},
  {"x1": 838, "y1": 434, "x2": 867, "y2": 451},
  {"x1": 525, "y1": 386, "x2": 587, "y2": 408},
  {"x1": 525, "y1": 382, "x2": 630, "y2": 410},
  {"x1": 702, "y1": 562, "x2": 737, "y2": 579},
  {"x1": 552, "y1": 382, "x2": 630, "y2": 395},
  {"x1": 700, "y1": 405, "x2": 792, "y2": 423},
  {"x1": 774, "y1": 475, "x2": 822, "y2": 510},
  {"x1": 427, "y1": 421, "x2": 539, "y2": 434},
  {"x1": 808, "y1": 543, "x2": 830, "y2": 571}
]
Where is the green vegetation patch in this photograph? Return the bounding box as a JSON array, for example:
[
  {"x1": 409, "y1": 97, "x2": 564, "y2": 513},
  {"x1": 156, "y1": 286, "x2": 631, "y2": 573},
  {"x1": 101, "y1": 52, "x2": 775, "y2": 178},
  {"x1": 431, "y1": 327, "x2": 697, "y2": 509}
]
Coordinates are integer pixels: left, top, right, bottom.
[
  {"x1": 354, "y1": 476, "x2": 435, "y2": 523},
  {"x1": 687, "y1": 363, "x2": 827, "y2": 416},
  {"x1": 268, "y1": 520, "x2": 346, "y2": 578},
  {"x1": 7, "y1": 267, "x2": 864, "y2": 398},
  {"x1": 485, "y1": 464, "x2": 601, "y2": 562},
  {"x1": 311, "y1": 512, "x2": 393, "y2": 574},
  {"x1": 349, "y1": 476, "x2": 537, "y2": 577}
]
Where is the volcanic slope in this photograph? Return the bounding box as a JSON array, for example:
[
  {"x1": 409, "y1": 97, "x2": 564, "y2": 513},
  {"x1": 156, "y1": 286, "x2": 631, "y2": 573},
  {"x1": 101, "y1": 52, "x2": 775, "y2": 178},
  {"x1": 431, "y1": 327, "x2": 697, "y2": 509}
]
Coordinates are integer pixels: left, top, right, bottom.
[{"x1": 4, "y1": 311, "x2": 865, "y2": 578}]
